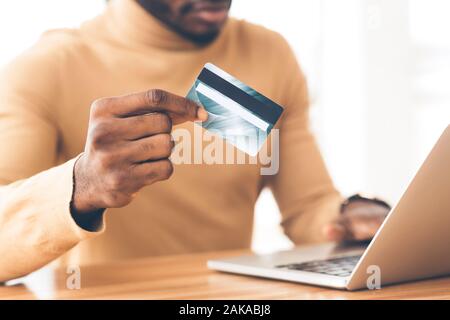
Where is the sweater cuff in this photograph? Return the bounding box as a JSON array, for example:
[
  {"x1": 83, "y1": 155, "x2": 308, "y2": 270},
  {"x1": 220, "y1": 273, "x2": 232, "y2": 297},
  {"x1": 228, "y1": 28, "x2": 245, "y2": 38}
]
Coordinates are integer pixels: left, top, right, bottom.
[{"x1": 282, "y1": 193, "x2": 343, "y2": 244}]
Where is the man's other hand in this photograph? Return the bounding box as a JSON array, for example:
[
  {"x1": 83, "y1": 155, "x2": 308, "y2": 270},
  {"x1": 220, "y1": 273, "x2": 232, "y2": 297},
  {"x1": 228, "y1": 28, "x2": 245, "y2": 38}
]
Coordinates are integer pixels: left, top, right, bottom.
[
  {"x1": 72, "y1": 89, "x2": 208, "y2": 215},
  {"x1": 323, "y1": 200, "x2": 390, "y2": 242}
]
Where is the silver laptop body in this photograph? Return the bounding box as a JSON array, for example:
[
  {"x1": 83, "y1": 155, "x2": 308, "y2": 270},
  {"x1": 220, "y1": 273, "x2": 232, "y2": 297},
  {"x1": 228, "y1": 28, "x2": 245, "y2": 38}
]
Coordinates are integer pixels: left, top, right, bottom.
[{"x1": 208, "y1": 126, "x2": 450, "y2": 290}]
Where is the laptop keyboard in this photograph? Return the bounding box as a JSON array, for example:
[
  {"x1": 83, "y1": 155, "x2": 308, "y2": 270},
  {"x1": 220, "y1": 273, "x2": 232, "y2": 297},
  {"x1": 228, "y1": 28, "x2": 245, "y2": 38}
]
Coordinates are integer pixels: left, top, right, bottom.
[{"x1": 276, "y1": 254, "x2": 361, "y2": 277}]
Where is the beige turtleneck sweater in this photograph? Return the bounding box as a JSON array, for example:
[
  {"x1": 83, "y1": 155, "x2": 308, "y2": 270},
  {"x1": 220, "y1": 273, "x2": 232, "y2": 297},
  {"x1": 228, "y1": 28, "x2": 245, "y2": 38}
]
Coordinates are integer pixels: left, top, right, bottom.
[{"x1": 0, "y1": 0, "x2": 342, "y2": 282}]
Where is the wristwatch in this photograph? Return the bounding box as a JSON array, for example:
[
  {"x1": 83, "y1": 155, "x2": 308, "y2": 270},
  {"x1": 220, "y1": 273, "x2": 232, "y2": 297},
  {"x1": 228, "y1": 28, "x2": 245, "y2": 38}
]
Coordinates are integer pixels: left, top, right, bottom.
[{"x1": 340, "y1": 194, "x2": 391, "y2": 214}]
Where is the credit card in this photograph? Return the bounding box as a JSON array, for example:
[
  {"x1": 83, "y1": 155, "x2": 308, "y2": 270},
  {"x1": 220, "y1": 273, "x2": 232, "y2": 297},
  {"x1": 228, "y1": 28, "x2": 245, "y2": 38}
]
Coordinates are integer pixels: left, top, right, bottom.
[{"x1": 187, "y1": 63, "x2": 284, "y2": 156}]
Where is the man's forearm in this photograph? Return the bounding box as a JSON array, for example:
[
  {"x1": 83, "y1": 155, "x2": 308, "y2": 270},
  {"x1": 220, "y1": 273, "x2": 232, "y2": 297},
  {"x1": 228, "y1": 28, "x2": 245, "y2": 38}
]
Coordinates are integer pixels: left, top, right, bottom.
[
  {"x1": 0, "y1": 157, "x2": 103, "y2": 282},
  {"x1": 281, "y1": 193, "x2": 343, "y2": 244}
]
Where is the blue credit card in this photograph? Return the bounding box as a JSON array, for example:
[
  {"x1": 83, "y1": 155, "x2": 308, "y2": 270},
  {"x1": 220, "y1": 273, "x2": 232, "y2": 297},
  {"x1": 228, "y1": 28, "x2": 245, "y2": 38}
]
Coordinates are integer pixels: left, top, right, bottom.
[{"x1": 187, "y1": 63, "x2": 284, "y2": 156}]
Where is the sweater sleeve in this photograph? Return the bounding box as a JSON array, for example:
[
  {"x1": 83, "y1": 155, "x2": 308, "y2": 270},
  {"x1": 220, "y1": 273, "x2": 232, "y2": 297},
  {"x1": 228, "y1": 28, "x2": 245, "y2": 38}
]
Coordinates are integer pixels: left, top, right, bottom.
[
  {"x1": 264, "y1": 35, "x2": 343, "y2": 244},
  {"x1": 0, "y1": 37, "x2": 103, "y2": 282}
]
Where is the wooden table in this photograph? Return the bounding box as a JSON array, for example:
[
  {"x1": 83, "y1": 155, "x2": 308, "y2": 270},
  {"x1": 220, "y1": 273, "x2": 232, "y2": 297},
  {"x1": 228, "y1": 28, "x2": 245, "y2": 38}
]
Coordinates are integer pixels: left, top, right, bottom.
[{"x1": 1, "y1": 250, "x2": 449, "y2": 300}]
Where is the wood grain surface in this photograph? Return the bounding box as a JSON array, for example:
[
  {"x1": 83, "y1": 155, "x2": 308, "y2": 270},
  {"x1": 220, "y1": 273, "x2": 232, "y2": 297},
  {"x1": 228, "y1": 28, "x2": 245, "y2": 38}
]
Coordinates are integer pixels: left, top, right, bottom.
[{"x1": 1, "y1": 250, "x2": 449, "y2": 300}]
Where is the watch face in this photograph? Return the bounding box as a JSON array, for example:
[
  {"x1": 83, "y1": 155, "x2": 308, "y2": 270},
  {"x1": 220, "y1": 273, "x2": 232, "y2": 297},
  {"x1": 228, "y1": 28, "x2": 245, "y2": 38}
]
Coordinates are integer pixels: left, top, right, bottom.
[{"x1": 341, "y1": 195, "x2": 391, "y2": 215}]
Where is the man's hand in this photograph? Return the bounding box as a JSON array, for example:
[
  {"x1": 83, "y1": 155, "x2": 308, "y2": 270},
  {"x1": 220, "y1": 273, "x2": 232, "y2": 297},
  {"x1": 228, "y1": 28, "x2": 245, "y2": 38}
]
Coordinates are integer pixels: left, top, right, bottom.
[
  {"x1": 323, "y1": 201, "x2": 390, "y2": 242},
  {"x1": 72, "y1": 89, "x2": 208, "y2": 216}
]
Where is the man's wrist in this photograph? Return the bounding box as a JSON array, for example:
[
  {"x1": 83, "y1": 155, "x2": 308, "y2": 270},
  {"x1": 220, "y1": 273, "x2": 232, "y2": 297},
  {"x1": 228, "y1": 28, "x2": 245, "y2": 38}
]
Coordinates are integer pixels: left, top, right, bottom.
[{"x1": 71, "y1": 153, "x2": 105, "y2": 231}]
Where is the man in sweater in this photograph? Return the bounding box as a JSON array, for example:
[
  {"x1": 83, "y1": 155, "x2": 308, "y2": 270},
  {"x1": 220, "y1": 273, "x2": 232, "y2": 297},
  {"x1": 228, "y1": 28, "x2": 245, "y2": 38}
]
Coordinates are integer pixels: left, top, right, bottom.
[{"x1": 0, "y1": 0, "x2": 389, "y2": 282}]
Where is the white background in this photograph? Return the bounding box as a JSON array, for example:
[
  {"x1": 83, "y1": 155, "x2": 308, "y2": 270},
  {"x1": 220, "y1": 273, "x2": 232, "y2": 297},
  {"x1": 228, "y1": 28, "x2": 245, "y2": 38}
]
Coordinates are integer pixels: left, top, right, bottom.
[{"x1": 0, "y1": 0, "x2": 449, "y2": 254}]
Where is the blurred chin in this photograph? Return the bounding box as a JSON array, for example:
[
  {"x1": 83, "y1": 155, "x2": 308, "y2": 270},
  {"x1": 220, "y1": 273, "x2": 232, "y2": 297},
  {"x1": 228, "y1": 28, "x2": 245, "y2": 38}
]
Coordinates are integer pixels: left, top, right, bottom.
[
  {"x1": 188, "y1": 21, "x2": 222, "y2": 35},
  {"x1": 177, "y1": 17, "x2": 228, "y2": 44},
  {"x1": 181, "y1": 28, "x2": 221, "y2": 44}
]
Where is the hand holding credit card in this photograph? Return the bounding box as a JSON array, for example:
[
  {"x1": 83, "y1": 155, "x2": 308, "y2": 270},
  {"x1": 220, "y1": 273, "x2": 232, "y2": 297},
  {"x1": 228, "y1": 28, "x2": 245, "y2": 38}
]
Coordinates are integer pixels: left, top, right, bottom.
[{"x1": 187, "y1": 63, "x2": 284, "y2": 156}]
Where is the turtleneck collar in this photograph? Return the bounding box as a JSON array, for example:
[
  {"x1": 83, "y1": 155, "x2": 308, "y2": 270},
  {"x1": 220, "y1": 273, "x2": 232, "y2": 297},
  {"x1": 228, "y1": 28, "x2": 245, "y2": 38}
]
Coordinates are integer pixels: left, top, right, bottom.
[{"x1": 104, "y1": 0, "x2": 231, "y2": 52}]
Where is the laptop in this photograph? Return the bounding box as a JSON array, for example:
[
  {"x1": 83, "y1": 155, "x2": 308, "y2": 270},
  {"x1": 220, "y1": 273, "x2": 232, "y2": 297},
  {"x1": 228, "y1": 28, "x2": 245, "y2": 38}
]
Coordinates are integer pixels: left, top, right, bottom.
[{"x1": 208, "y1": 125, "x2": 450, "y2": 290}]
